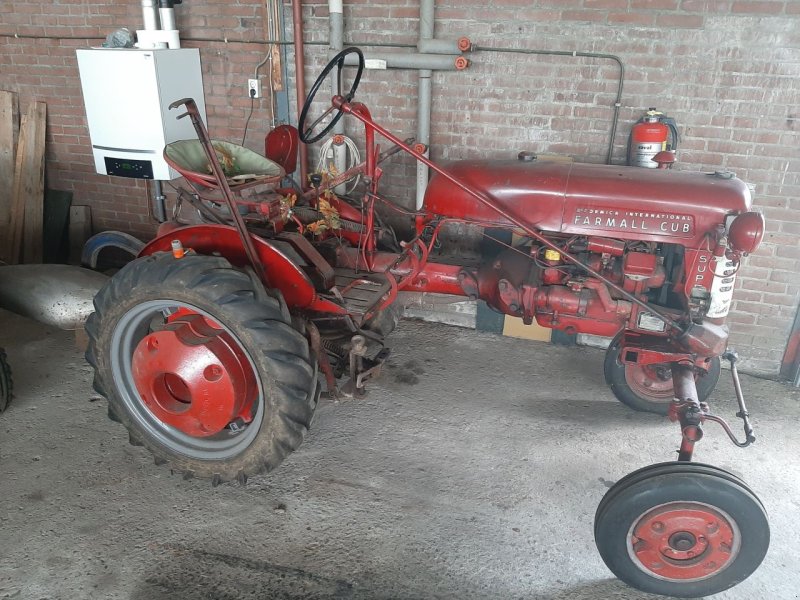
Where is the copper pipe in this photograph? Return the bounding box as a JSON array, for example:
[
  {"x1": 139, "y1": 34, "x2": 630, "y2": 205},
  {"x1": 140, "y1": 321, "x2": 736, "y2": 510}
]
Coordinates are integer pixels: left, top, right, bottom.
[{"x1": 291, "y1": 0, "x2": 309, "y2": 185}]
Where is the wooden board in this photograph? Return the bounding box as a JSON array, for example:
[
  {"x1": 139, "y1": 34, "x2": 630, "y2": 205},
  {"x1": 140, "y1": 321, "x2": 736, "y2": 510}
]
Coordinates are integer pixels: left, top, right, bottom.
[
  {"x1": 6, "y1": 101, "x2": 46, "y2": 264},
  {"x1": 20, "y1": 101, "x2": 47, "y2": 264},
  {"x1": 0, "y1": 90, "x2": 17, "y2": 263}
]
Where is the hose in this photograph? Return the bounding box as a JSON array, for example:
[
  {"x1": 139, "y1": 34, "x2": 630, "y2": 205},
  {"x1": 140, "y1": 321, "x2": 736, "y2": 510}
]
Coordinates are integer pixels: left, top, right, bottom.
[{"x1": 315, "y1": 135, "x2": 361, "y2": 195}]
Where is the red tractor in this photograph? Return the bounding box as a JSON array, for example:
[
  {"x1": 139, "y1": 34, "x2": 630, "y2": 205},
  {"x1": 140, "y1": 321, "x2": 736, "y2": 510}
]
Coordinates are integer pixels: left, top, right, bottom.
[{"x1": 86, "y1": 49, "x2": 769, "y2": 597}]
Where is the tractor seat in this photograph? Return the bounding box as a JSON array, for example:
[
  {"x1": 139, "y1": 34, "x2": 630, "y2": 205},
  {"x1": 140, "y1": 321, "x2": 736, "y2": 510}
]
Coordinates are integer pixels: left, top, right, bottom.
[{"x1": 164, "y1": 139, "x2": 285, "y2": 191}]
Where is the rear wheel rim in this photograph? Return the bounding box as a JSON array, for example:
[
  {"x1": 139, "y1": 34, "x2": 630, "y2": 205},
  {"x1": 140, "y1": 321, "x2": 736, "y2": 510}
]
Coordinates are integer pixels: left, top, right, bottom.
[
  {"x1": 627, "y1": 501, "x2": 741, "y2": 582},
  {"x1": 111, "y1": 300, "x2": 264, "y2": 460}
]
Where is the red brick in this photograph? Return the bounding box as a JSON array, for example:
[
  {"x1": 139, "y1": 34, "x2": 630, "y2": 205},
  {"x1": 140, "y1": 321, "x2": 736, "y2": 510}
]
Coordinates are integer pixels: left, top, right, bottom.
[
  {"x1": 655, "y1": 13, "x2": 705, "y2": 27},
  {"x1": 608, "y1": 12, "x2": 657, "y2": 24},
  {"x1": 630, "y1": 0, "x2": 680, "y2": 8},
  {"x1": 584, "y1": 0, "x2": 628, "y2": 8},
  {"x1": 732, "y1": 1, "x2": 786, "y2": 13}
]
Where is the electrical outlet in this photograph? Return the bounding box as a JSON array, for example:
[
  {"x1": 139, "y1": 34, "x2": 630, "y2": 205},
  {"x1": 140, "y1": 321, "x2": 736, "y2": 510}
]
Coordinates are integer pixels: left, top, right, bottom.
[{"x1": 247, "y1": 78, "x2": 261, "y2": 99}]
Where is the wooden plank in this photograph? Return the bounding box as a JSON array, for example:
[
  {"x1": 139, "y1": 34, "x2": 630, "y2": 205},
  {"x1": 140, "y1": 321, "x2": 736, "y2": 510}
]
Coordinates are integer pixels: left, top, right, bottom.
[
  {"x1": 20, "y1": 101, "x2": 47, "y2": 263},
  {"x1": 68, "y1": 205, "x2": 92, "y2": 265},
  {"x1": 4, "y1": 104, "x2": 28, "y2": 264},
  {"x1": 0, "y1": 90, "x2": 17, "y2": 264}
]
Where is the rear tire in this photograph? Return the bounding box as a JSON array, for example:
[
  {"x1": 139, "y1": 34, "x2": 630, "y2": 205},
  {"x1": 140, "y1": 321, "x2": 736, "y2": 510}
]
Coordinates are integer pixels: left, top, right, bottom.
[
  {"x1": 85, "y1": 252, "x2": 318, "y2": 482},
  {"x1": 604, "y1": 333, "x2": 720, "y2": 415}
]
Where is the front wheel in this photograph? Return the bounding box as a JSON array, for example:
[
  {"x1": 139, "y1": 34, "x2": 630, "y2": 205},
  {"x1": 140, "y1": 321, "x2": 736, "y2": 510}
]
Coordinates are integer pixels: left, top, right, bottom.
[
  {"x1": 595, "y1": 462, "x2": 769, "y2": 598},
  {"x1": 85, "y1": 253, "x2": 318, "y2": 483},
  {"x1": 604, "y1": 334, "x2": 720, "y2": 415}
]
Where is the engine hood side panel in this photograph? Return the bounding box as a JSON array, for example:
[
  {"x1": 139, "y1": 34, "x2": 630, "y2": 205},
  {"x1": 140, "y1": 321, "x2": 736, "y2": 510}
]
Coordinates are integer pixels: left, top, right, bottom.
[{"x1": 423, "y1": 159, "x2": 753, "y2": 244}]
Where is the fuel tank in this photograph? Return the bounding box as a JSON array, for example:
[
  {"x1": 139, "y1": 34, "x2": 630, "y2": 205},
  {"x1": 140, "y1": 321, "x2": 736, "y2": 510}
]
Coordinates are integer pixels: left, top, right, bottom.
[{"x1": 423, "y1": 159, "x2": 753, "y2": 245}]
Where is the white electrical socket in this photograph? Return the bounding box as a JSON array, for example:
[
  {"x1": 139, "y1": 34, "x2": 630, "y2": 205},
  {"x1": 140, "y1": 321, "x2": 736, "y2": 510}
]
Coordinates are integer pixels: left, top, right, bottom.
[{"x1": 247, "y1": 78, "x2": 261, "y2": 98}]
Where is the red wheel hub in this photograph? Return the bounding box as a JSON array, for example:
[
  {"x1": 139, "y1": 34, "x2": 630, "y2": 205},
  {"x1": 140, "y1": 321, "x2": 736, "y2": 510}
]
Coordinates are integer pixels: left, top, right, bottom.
[
  {"x1": 131, "y1": 312, "x2": 257, "y2": 437},
  {"x1": 630, "y1": 502, "x2": 738, "y2": 581}
]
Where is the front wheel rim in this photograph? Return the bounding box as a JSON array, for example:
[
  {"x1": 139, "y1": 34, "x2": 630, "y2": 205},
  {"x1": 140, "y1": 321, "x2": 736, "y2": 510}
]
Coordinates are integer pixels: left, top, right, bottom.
[
  {"x1": 624, "y1": 363, "x2": 674, "y2": 401},
  {"x1": 111, "y1": 299, "x2": 264, "y2": 461},
  {"x1": 627, "y1": 501, "x2": 741, "y2": 582}
]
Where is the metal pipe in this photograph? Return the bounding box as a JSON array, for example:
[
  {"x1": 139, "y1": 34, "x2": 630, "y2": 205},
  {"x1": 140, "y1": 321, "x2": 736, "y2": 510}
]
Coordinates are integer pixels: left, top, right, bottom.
[
  {"x1": 472, "y1": 44, "x2": 624, "y2": 165},
  {"x1": 419, "y1": 37, "x2": 470, "y2": 55},
  {"x1": 415, "y1": 71, "x2": 431, "y2": 210},
  {"x1": 158, "y1": 6, "x2": 176, "y2": 31},
  {"x1": 291, "y1": 0, "x2": 309, "y2": 185},
  {"x1": 329, "y1": 0, "x2": 347, "y2": 193},
  {"x1": 153, "y1": 180, "x2": 167, "y2": 222},
  {"x1": 416, "y1": 0, "x2": 435, "y2": 210},
  {"x1": 141, "y1": 0, "x2": 159, "y2": 31},
  {"x1": 342, "y1": 52, "x2": 466, "y2": 71}
]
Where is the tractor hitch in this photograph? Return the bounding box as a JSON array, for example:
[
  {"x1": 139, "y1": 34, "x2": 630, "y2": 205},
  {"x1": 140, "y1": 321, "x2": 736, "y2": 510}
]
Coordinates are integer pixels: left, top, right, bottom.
[
  {"x1": 669, "y1": 351, "x2": 756, "y2": 461},
  {"x1": 340, "y1": 335, "x2": 390, "y2": 399}
]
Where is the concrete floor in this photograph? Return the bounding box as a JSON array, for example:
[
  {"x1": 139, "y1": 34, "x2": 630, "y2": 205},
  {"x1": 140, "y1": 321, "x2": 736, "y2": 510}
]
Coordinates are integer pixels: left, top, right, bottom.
[{"x1": 1, "y1": 309, "x2": 798, "y2": 600}]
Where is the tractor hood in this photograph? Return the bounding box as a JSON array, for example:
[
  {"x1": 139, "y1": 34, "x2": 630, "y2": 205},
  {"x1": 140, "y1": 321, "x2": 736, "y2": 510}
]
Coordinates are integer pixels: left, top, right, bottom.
[{"x1": 423, "y1": 159, "x2": 753, "y2": 245}]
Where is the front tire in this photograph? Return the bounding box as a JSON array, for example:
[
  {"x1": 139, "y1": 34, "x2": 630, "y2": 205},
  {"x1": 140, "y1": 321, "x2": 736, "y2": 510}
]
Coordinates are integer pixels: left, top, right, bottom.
[
  {"x1": 595, "y1": 462, "x2": 769, "y2": 597},
  {"x1": 85, "y1": 253, "x2": 318, "y2": 483},
  {"x1": 604, "y1": 334, "x2": 721, "y2": 415}
]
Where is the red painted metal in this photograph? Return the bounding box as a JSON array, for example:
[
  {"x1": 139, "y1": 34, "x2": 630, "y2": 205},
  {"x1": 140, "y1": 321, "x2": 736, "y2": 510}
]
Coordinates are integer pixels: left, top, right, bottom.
[
  {"x1": 265, "y1": 124, "x2": 299, "y2": 175},
  {"x1": 781, "y1": 328, "x2": 800, "y2": 382},
  {"x1": 424, "y1": 160, "x2": 752, "y2": 247},
  {"x1": 653, "y1": 150, "x2": 676, "y2": 169},
  {"x1": 131, "y1": 312, "x2": 257, "y2": 437},
  {"x1": 336, "y1": 246, "x2": 464, "y2": 296},
  {"x1": 291, "y1": 0, "x2": 308, "y2": 185},
  {"x1": 624, "y1": 252, "x2": 658, "y2": 278},
  {"x1": 587, "y1": 237, "x2": 625, "y2": 256},
  {"x1": 728, "y1": 211, "x2": 765, "y2": 255},
  {"x1": 140, "y1": 224, "x2": 318, "y2": 308},
  {"x1": 630, "y1": 504, "x2": 738, "y2": 581}
]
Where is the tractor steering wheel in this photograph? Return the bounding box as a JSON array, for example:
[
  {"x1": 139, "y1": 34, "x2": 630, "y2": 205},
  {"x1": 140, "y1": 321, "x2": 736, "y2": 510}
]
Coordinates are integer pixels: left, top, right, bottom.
[{"x1": 298, "y1": 47, "x2": 365, "y2": 144}]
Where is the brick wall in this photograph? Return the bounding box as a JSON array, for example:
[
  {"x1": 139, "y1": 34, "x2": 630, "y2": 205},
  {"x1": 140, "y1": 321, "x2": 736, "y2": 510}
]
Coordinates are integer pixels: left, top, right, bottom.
[{"x1": 1, "y1": 0, "x2": 798, "y2": 375}]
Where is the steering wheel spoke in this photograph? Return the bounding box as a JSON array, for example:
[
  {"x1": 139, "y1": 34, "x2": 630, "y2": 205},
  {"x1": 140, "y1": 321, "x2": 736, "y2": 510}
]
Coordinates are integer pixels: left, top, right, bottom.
[{"x1": 299, "y1": 47, "x2": 365, "y2": 145}]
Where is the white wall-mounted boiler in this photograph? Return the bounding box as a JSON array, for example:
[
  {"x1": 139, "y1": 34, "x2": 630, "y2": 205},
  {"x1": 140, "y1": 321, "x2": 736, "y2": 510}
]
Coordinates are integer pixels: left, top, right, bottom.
[{"x1": 76, "y1": 48, "x2": 206, "y2": 180}]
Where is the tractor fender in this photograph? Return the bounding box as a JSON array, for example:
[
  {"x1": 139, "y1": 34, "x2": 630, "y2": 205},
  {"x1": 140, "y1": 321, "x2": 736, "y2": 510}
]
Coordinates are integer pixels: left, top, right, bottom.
[{"x1": 139, "y1": 224, "x2": 317, "y2": 309}]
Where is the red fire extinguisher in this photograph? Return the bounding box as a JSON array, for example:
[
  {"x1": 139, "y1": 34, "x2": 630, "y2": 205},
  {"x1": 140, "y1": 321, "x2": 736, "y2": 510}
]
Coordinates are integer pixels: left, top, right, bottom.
[{"x1": 627, "y1": 108, "x2": 679, "y2": 168}]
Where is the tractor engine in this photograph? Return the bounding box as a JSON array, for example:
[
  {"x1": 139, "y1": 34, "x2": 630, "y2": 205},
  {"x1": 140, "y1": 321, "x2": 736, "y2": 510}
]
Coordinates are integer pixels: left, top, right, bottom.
[
  {"x1": 424, "y1": 157, "x2": 765, "y2": 342},
  {"x1": 466, "y1": 237, "x2": 670, "y2": 338}
]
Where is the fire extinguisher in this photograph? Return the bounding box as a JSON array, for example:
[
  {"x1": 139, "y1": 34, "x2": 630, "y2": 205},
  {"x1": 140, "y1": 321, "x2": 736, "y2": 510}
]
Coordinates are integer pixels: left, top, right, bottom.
[{"x1": 627, "y1": 108, "x2": 679, "y2": 168}]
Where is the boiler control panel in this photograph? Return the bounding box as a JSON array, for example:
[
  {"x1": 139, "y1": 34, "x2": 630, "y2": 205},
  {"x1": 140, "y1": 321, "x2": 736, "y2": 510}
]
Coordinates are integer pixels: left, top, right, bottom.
[{"x1": 104, "y1": 157, "x2": 154, "y2": 179}]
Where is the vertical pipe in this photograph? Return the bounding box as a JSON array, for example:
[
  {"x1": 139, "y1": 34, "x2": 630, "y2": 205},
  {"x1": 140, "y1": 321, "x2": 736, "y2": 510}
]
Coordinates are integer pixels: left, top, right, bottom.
[
  {"x1": 141, "y1": 0, "x2": 159, "y2": 31},
  {"x1": 275, "y1": 2, "x2": 291, "y2": 126},
  {"x1": 415, "y1": 0, "x2": 435, "y2": 210},
  {"x1": 292, "y1": 0, "x2": 309, "y2": 185},
  {"x1": 329, "y1": 0, "x2": 347, "y2": 193},
  {"x1": 153, "y1": 180, "x2": 167, "y2": 223}
]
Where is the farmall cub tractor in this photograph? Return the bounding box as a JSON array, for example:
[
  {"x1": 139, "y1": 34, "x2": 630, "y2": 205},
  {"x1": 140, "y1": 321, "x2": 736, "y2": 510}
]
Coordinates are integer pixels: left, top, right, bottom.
[{"x1": 86, "y1": 49, "x2": 770, "y2": 597}]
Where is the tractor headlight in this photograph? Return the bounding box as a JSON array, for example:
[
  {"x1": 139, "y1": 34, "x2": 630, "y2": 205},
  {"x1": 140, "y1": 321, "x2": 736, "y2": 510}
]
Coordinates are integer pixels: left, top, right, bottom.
[{"x1": 728, "y1": 211, "x2": 765, "y2": 255}]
